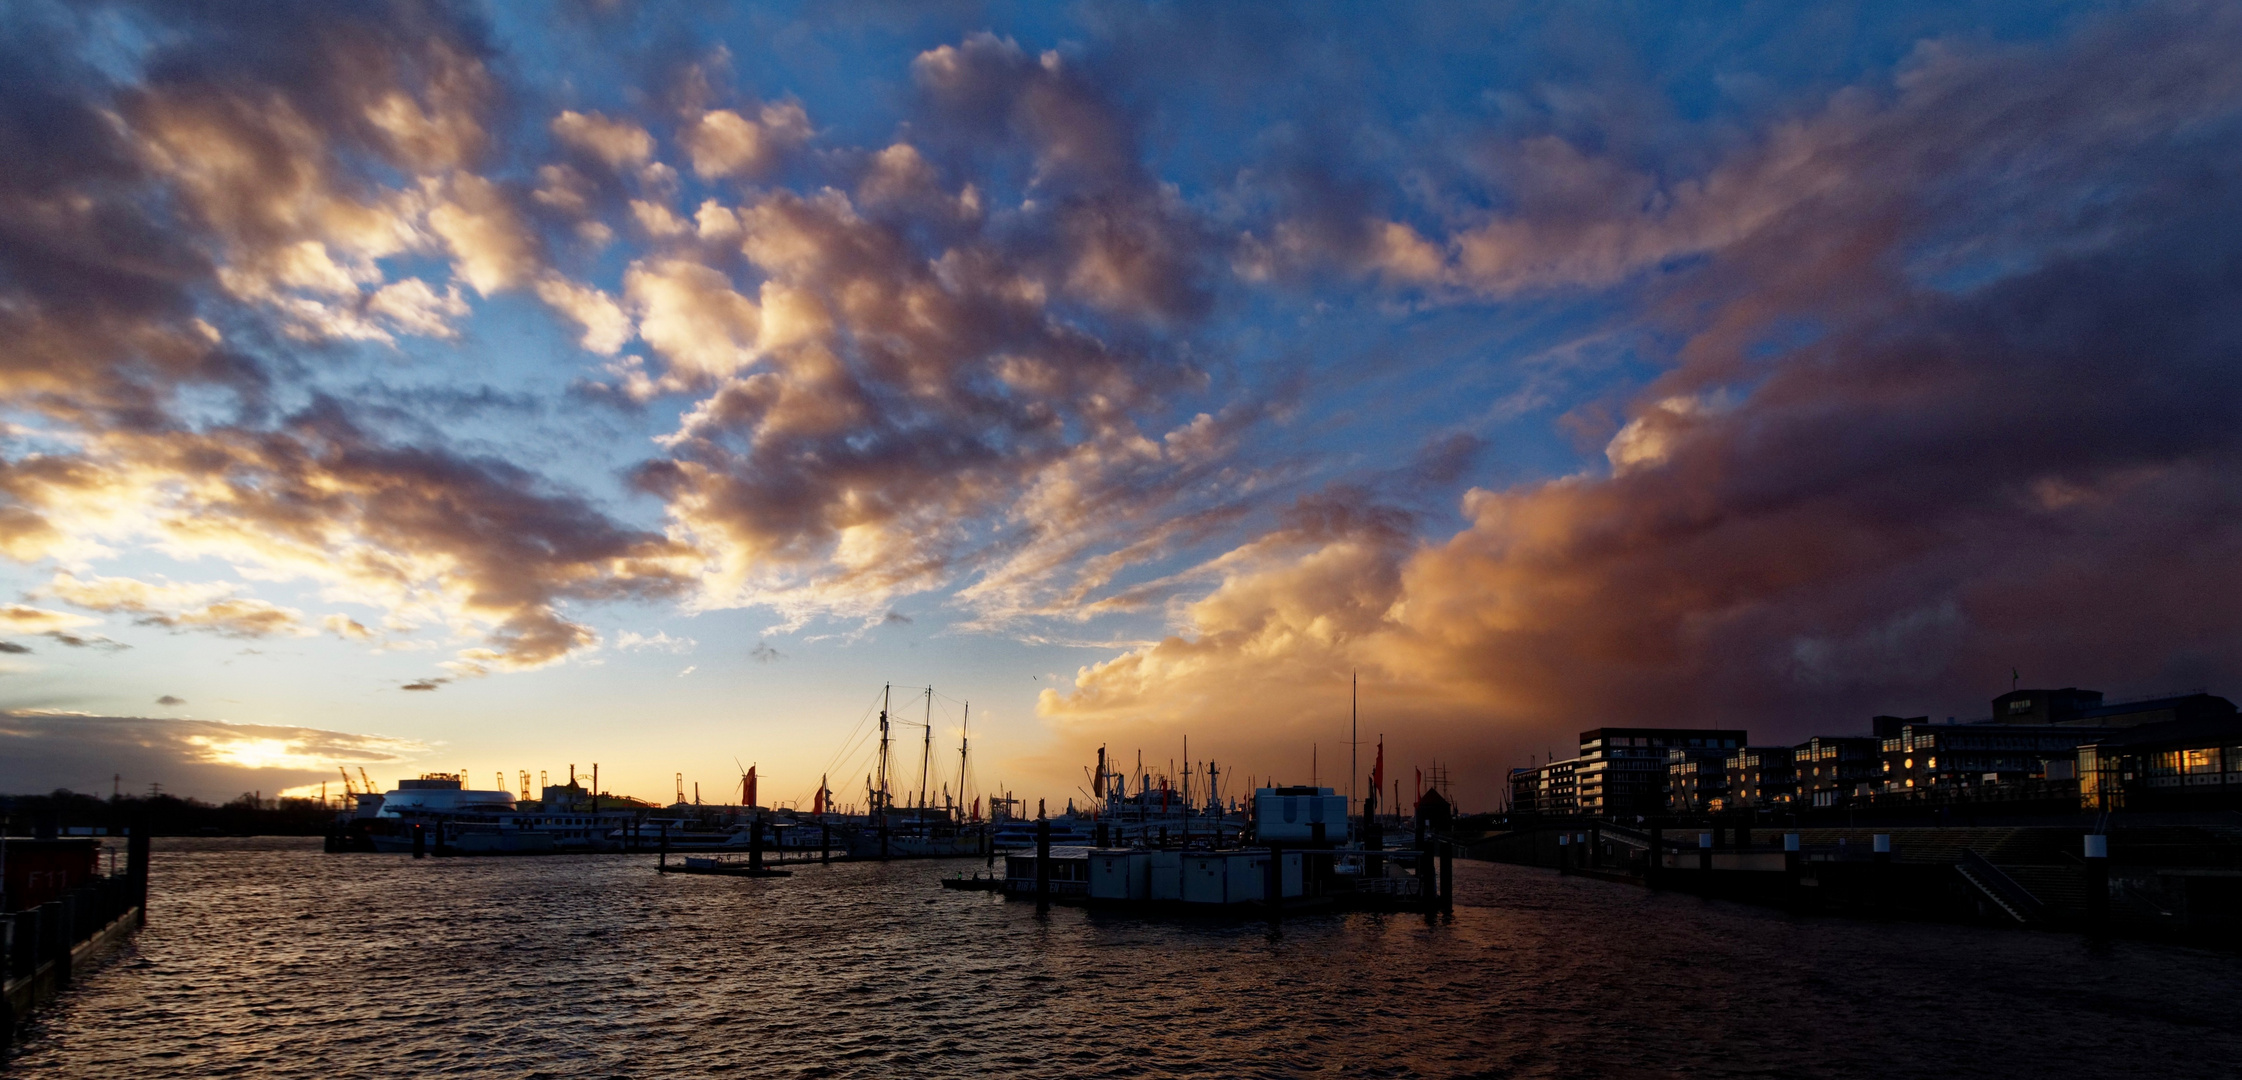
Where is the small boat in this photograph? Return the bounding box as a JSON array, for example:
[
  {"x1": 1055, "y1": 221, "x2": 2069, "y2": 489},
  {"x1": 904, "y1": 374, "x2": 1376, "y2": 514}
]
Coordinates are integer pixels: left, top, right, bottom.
[{"x1": 660, "y1": 855, "x2": 793, "y2": 877}]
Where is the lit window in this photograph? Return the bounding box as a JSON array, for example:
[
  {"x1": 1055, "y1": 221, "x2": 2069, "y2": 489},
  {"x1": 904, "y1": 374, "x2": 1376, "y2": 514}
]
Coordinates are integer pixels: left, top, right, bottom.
[
  {"x1": 1904, "y1": 758, "x2": 1913, "y2": 770},
  {"x1": 1928, "y1": 757, "x2": 1937, "y2": 769}
]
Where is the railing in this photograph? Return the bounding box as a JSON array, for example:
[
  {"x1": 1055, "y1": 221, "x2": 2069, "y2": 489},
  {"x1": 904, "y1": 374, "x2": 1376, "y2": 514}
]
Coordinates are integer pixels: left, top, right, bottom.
[
  {"x1": 1955, "y1": 850, "x2": 2048, "y2": 925},
  {"x1": 5, "y1": 872, "x2": 144, "y2": 990}
]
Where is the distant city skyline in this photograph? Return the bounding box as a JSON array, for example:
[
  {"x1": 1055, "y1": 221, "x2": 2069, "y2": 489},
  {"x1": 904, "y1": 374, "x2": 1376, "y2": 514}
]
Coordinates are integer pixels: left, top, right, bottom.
[{"x1": 4, "y1": 1, "x2": 2240, "y2": 808}]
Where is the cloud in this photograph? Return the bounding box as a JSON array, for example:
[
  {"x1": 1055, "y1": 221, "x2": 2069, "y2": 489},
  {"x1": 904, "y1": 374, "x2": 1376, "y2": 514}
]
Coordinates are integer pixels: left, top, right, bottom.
[
  {"x1": 400, "y1": 678, "x2": 447, "y2": 692},
  {"x1": 551, "y1": 109, "x2": 656, "y2": 170},
  {"x1": 882, "y1": 610, "x2": 913, "y2": 625},
  {"x1": 1044, "y1": 5, "x2": 2242, "y2": 799},
  {"x1": 42, "y1": 631, "x2": 128, "y2": 652},
  {"x1": 44, "y1": 572, "x2": 310, "y2": 639},
  {"x1": 0, "y1": 641, "x2": 28, "y2": 654},
  {"x1": 4, "y1": 404, "x2": 694, "y2": 673},
  {"x1": 616, "y1": 629, "x2": 696, "y2": 653},
  {"x1": 749, "y1": 641, "x2": 783, "y2": 663},
  {"x1": 0, "y1": 709, "x2": 428, "y2": 801},
  {"x1": 682, "y1": 103, "x2": 811, "y2": 179},
  {"x1": 323, "y1": 614, "x2": 373, "y2": 641},
  {"x1": 156, "y1": 694, "x2": 185, "y2": 706},
  {"x1": 0, "y1": 605, "x2": 94, "y2": 633}
]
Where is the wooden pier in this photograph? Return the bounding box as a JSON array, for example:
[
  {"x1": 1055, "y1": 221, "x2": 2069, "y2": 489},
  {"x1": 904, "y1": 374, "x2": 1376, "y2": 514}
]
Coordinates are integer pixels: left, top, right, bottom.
[{"x1": 2, "y1": 833, "x2": 148, "y2": 1051}]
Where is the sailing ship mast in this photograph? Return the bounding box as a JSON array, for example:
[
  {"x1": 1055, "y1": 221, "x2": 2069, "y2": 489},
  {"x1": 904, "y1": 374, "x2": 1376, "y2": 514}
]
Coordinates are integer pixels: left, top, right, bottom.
[
  {"x1": 875, "y1": 683, "x2": 891, "y2": 827},
  {"x1": 920, "y1": 685, "x2": 933, "y2": 811},
  {"x1": 956, "y1": 702, "x2": 970, "y2": 822}
]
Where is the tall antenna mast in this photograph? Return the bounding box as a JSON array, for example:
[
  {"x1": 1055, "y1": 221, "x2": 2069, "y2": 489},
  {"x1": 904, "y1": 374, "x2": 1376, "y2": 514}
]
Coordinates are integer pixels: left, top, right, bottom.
[{"x1": 1350, "y1": 669, "x2": 1358, "y2": 824}]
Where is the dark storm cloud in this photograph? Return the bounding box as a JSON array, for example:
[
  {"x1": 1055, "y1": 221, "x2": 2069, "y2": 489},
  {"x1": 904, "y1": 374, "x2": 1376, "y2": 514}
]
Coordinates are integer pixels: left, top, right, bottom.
[
  {"x1": 0, "y1": 709, "x2": 426, "y2": 802},
  {"x1": 1049, "y1": 2, "x2": 2242, "y2": 777}
]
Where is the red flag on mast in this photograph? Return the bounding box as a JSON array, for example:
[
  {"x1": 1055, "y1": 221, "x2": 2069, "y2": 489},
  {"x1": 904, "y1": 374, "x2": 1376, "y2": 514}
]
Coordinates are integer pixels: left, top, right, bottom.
[
  {"x1": 1414, "y1": 767, "x2": 1423, "y2": 815},
  {"x1": 812, "y1": 774, "x2": 827, "y2": 815},
  {"x1": 743, "y1": 766, "x2": 757, "y2": 808},
  {"x1": 1370, "y1": 739, "x2": 1384, "y2": 808}
]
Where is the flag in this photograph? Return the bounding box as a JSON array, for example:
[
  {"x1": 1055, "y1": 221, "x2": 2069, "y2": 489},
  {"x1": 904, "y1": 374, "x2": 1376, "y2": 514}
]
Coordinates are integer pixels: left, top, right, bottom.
[
  {"x1": 743, "y1": 765, "x2": 757, "y2": 808},
  {"x1": 1414, "y1": 767, "x2": 1423, "y2": 814},
  {"x1": 812, "y1": 774, "x2": 826, "y2": 815},
  {"x1": 971, "y1": 796, "x2": 980, "y2": 821},
  {"x1": 1370, "y1": 739, "x2": 1384, "y2": 806}
]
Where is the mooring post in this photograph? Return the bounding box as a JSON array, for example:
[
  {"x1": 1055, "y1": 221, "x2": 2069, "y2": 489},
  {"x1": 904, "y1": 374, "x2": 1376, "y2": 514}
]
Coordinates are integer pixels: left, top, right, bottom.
[
  {"x1": 1035, "y1": 815, "x2": 1052, "y2": 914},
  {"x1": 1266, "y1": 844, "x2": 1283, "y2": 922},
  {"x1": 411, "y1": 823, "x2": 426, "y2": 859},
  {"x1": 822, "y1": 822, "x2": 832, "y2": 865},
  {"x1": 659, "y1": 821, "x2": 670, "y2": 870},
  {"x1": 1697, "y1": 830, "x2": 1712, "y2": 877},
  {"x1": 749, "y1": 814, "x2": 765, "y2": 871},
  {"x1": 1784, "y1": 832, "x2": 1803, "y2": 911},
  {"x1": 1872, "y1": 834, "x2": 1892, "y2": 916},
  {"x1": 1440, "y1": 840, "x2": 1455, "y2": 913},
  {"x1": 2084, "y1": 833, "x2": 2110, "y2": 935},
  {"x1": 1646, "y1": 826, "x2": 1664, "y2": 887},
  {"x1": 1588, "y1": 823, "x2": 1602, "y2": 869},
  {"x1": 1556, "y1": 830, "x2": 1570, "y2": 875}
]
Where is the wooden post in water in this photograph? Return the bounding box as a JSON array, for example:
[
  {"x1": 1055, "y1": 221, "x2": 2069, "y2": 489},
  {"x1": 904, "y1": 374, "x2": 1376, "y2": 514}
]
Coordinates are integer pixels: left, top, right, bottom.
[
  {"x1": 822, "y1": 822, "x2": 832, "y2": 864},
  {"x1": 411, "y1": 823, "x2": 425, "y2": 859},
  {"x1": 1035, "y1": 814, "x2": 1052, "y2": 914},
  {"x1": 659, "y1": 821, "x2": 669, "y2": 870},
  {"x1": 749, "y1": 813, "x2": 765, "y2": 871},
  {"x1": 1647, "y1": 826, "x2": 1663, "y2": 888},
  {"x1": 2083, "y1": 833, "x2": 2109, "y2": 935},
  {"x1": 1266, "y1": 844, "x2": 1283, "y2": 923},
  {"x1": 1871, "y1": 834, "x2": 1892, "y2": 916}
]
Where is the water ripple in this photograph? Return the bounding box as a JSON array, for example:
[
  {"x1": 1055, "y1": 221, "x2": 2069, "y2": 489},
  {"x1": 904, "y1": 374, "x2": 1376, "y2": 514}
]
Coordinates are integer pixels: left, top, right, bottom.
[{"x1": 6, "y1": 838, "x2": 2240, "y2": 1077}]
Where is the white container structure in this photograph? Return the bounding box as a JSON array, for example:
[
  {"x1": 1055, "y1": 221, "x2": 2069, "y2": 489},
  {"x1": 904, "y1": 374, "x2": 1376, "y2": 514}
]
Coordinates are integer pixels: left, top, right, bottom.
[
  {"x1": 1252, "y1": 786, "x2": 1350, "y2": 844},
  {"x1": 1089, "y1": 849, "x2": 1151, "y2": 900},
  {"x1": 1147, "y1": 850, "x2": 1183, "y2": 901}
]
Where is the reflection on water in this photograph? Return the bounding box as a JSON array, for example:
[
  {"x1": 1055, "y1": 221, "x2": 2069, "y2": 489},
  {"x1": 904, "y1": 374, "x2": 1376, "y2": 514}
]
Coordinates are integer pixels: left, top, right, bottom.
[{"x1": 9, "y1": 837, "x2": 2240, "y2": 1078}]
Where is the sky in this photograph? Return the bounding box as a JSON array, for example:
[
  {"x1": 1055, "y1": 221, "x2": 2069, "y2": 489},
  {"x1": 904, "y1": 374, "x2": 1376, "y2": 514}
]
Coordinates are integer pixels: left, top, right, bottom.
[{"x1": 3, "y1": 0, "x2": 2240, "y2": 810}]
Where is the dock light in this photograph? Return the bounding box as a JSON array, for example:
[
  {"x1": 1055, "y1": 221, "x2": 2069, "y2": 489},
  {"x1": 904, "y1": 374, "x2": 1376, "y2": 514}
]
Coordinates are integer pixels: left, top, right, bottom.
[
  {"x1": 1872, "y1": 834, "x2": 1891, "y2": 854},
  {"x1": 1698, "y1": 832, "x2": 1713, "y2": 848},
  {"x1": 1784, "y1": 833, "x2": 1800, "y2": 852},
  {"x1": 2084, "y1": 834, "x2": 2108, "y2": 859}
]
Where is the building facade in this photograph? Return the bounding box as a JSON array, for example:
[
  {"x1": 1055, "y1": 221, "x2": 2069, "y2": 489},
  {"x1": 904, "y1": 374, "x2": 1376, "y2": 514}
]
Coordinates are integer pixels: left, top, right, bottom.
[
  {"x1": 1726, "y1": 746, "x2": 1796, "y2": 808},
  {"x1": 1793, "y1": 736, "x2": 1881, "y2": 807},
  {"x1": 1578, "y1": 728, "x2": 1745, "y2": 818},
  {"x1": 1666, "y1": 748, "x2": 1729, "y2": 813}
]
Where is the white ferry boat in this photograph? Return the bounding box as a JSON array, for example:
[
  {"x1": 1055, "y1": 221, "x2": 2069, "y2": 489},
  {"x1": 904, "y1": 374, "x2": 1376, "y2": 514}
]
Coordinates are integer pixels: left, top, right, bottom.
[{"x1": 357, "y1": 775, "x2": 637, "y2": 854}]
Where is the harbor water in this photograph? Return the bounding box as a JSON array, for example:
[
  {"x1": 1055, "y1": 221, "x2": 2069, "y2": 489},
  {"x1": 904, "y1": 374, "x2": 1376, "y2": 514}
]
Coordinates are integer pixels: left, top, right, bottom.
[{"x1": 8, "y1": 837, "x2": 2240, "y2": 1078}]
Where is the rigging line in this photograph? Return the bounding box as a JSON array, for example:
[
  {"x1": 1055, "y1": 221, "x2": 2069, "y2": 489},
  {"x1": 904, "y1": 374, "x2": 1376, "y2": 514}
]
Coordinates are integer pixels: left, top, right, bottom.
[
  {"x1": 809, "y1": 687, "x2": 888, "y2": 786},
  {"x1": 798, "y1": 689, "x2": 889, "y2": 806}
]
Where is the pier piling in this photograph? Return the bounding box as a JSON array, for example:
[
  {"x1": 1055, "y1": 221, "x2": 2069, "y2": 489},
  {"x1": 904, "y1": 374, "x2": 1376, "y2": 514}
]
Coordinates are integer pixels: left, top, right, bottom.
[
  {"x1": 2083, "y1": 833, "x2": 2110, "y2": 935},
  {"x1": 1035, "y1": 816, "x2": 1052, "y2": 914}
]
